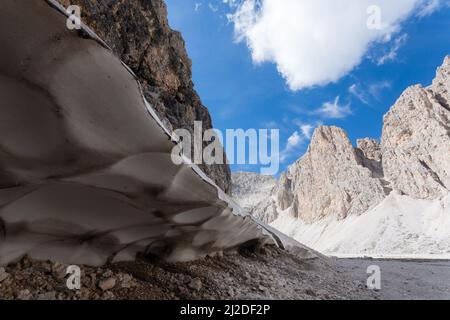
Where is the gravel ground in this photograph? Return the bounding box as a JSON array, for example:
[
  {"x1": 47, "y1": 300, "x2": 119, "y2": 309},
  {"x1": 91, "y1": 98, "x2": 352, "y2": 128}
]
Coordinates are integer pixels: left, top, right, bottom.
[
  {"x1": 336, "y1": 258, "x2": 450, "y2": 300},
  {"x1": 0, "y1": 246, "x2": 377, "y2": 300}
]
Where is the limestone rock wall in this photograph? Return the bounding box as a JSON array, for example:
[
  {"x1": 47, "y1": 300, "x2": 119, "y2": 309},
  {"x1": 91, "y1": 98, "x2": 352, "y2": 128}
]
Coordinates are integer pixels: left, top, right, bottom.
[
  {"x1": 382, "y1": 57, "x2": 450, "y2": 199},
  {"x1": 282, "y1": 127, "x2": 386, "y2": 223}
]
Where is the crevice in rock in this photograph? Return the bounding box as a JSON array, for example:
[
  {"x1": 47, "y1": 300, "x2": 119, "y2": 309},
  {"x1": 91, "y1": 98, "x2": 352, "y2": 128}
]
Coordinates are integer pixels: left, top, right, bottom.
[
  {"x1": 435, "y1": 93, "x2": 450, "y2": 112},
  {"x1": 354, "y1": 148, "x2": 384, "y2": 179},
  {"x1": 0, "y1": 218, "x2": 5, "y2": 239},
  {"x1": 379, "y1": 179, "x2": 393, "y2": 195},
  {"x1": 419, "y1": 160, "x2": 446, "y2": 188}
]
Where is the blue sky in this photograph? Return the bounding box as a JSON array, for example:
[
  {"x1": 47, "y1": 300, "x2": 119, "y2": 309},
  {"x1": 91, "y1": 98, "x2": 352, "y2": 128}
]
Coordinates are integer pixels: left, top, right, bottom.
[{"x1": 165, "y1": 0, "x2": 450, "y2": 175}]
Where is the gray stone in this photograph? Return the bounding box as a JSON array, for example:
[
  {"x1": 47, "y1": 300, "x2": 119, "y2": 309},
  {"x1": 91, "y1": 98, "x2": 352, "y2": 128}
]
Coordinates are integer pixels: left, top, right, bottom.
[
  {"x1": 98, "y1": 278, "x2": 116, "y2": 291},
  {"x1": 17, "y1": 289, "x2": 33, "y2": 300},
  {"x1": 37, "y1": 291, "x2": 57, "y2": 300},
  {"x1": 120, "y1": 274, "x2": 135, "y2": 289},
  {"x1": 188, "y1": 278, "x2": 202, "y2": 291},
  {"x1": 276, "y1": 173, "x2": 294, "y2": 211},
  {"x1": 0, "y1": 267, "x2": 9, "y2": 283}
]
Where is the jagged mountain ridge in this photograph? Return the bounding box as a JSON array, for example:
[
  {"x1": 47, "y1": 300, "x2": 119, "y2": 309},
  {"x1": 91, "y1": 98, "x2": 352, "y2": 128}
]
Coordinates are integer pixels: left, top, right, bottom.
[
  {"x1": 233, "y1": 56, "x2": 450, "y2": 256},
  {"x1": 382, "y1": 60, "x2": 450, "y2": 199},
  {"x1": 282, "y1": 126, "x2": 388, "y2": 223}
]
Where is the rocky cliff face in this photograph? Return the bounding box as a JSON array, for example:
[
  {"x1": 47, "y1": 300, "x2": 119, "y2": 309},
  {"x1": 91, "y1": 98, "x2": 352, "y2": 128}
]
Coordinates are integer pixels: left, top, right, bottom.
[
  {"x1": 355, "y1": 138, "x2": 384, "y2": 179},
  {"x1": 234, "y1": 56, "x2": 450, "y2": 225},
  {"x1": 57, "y1": 0, "x2": 231, "y2": 193},
  {"x1": 231, "y1": 172, "x2": 278, "y2": 223},
  {"x1": 382, "y1": 57, "x2": 450, "y2": 199},
  {"x1": 275, "y1": 173, "x2": 293, "y2": 211},
  {"x1": 357, "y1": 138, "x2": 382, "y2": 162},
  {"x1": 280, "y1": 127, "x2": 387, "y2": 223}
]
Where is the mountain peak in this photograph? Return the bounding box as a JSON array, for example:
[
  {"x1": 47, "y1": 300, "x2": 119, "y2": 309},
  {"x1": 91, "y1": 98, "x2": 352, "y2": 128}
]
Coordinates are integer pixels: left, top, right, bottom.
[
  {"x1": 382, "y1": 56, "x2": 450, "y2": 199},
  {"x1": 235, "y1": 55, "x2": 450, "y2": 225}
]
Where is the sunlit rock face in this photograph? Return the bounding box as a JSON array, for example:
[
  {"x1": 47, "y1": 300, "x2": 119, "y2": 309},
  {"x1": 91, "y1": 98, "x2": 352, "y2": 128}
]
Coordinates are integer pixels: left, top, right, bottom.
[
  {"x1": 283, "y1": 127, "x2": 387, "y2": 223},
  {"x1": 382, "y1": 57, "x2": 450, "y2": 199},
  {"x1": 0, "y1": 0, "x2": 280, "y2": 266}
]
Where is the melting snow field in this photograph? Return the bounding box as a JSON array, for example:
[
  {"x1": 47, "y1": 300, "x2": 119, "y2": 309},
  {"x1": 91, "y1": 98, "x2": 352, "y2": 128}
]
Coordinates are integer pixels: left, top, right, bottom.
[{"x1": 271, "y1": 192, "x2": 450, "y2": 259}]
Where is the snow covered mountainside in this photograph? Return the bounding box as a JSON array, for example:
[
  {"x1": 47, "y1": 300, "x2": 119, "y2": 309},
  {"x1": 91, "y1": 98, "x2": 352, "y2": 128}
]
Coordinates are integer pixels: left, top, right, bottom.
[
  {"x1": 234, "y1": 56, "x2": 450, "y2": 258},
  {"x1": 272, "y1": 192, "x2": 450, "y2": 258}
]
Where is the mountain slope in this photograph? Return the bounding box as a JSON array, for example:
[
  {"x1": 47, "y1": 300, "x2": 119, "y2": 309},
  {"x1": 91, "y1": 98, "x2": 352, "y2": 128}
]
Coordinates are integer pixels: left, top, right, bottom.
[
  {"x1": 272, "y1": 192, "x2": 450, "y2": 258},
  {"x1": 234, "y1": 56, "x2": 450, "y2": 257}
]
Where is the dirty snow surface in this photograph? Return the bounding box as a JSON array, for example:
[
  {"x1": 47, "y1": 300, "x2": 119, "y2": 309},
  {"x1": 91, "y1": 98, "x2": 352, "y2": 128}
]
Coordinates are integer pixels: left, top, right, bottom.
[
  {"x1": 0, "y1": 0, "x2": 284, "y2": 266},
  {"x1": 272, "y1": 192, "x2": 450, "y2": 259}
]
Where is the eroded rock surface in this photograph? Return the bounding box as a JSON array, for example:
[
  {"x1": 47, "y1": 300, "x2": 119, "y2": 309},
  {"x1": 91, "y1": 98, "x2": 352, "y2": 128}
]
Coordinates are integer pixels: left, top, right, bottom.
[
  {"x1": 275, "y1": 173, "x2": 294, "y2": 211},
  {"x1": 283, "y1": 127, "x2": 386, "y2": 223},
  {"x1": 382, "y1": 57, "x2": 450, "y2": 199},
  {"x1": 355, "y1": 138, "x2": 384, "y2": 179},
  {"x1": 231, "y1": 172, "x2": 278, "y2": 224},
  {"x1": 357, "y1": 138, "x2": 382, "y2": 162}
]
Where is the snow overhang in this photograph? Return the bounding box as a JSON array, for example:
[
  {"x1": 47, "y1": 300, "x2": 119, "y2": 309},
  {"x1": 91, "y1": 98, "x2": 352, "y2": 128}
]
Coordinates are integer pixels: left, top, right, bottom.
[{"x1": 0, "y1": 0, "x2": 310, "y2": 265}]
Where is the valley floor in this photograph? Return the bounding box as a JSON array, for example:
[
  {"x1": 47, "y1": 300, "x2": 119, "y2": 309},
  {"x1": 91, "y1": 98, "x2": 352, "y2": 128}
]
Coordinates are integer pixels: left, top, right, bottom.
[{"x1": 336, "y1": 258, "x2": 450, "y2": 300}]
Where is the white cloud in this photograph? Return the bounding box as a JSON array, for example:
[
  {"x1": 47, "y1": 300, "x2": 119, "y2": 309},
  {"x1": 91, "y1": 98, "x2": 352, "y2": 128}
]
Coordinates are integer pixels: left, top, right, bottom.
[
  {"x1": 222, "y1": 0, "x2": 240, "y2": 8},
  {"x1": 417, "y1": 0, "x2": 442, "y2": 17},
  {"x1": 300, "y1": 124, "x2": 314, "y2": 139},
  {"x1": 281, "y1": 131, "x2": 303, "y2": 162},
  {"x1": 377, "y1": 33, "x2": 408, "y2": 65},
  {"x1": 368, "y1": 80, "x2": 392, "y2": 99},
  {"x1": 209, "y1": 3, "x2": 219, "y2": 12},
  {"x1": 315, "y1": 96, "x2": 352, "y2": 119},
  {"x1": 286, "y1": 131, "x2": 302, "y2": 149},
  {"x1": 349, "y1": 80, "x2": 392, "y2": 104},
  {"x1": 348, "y1": 84, "x2": 370, "y2": 105},
  {"x1": 280, "y1": 121, "x2": 320, "y2": 161},
  {"x1": 228, "y1": 0, "x2": 439, "y2": 90},
  {"x1": 195, "y1": 3, "x2": 202, "y2": 12}
]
